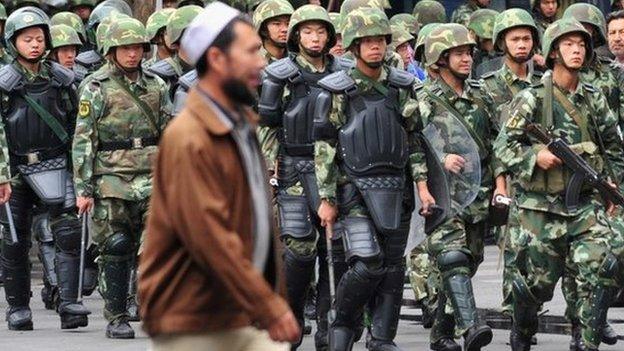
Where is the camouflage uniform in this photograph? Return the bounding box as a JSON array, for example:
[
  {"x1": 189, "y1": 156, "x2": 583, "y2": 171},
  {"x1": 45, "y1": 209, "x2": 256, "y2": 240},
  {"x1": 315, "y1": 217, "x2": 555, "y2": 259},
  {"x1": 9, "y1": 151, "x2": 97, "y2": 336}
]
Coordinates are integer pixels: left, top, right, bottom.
[
  {"x1": 142, "y1": 8, "x2": 176, "y2": 68},
  {"x1": 390, "y1": 13, "x2": 419, "y2": 38},
  {"x1": 467, "y1": 9, "x2": 500, "y2": 78},
  {"x1": 530, "y1": 0, "x2": 557, "y2": 38},
  {"x1": 412, "y1": 0, "x2": 447, "y2": 26},
  {"x1": 419, "y1": 23, "x2": 497, "y2": 350},
  {"x1": 451, "y1": 0, "x2": 480, "y2": 27},
  {"x1": 0, "y1": 7, "x2": 91, "y2": 331},
  {"x1": 0, "y1": 3, "x2": 10, "y2": 66},
  {"x1": 314, "y1": 8, "x2": 422, "y2": 351},
  {"x1": 493, "y1": 18, "x2": 623, "y2": 350},
  {"x1": 76, "y1": 5, "x2": 122, "y2": 75},
  {"x1": 480, "y1": 8, "x2": 543, "y2": 318},
  {"x1": 72, "y1": 18, "x2": 170, "y2": 339}
]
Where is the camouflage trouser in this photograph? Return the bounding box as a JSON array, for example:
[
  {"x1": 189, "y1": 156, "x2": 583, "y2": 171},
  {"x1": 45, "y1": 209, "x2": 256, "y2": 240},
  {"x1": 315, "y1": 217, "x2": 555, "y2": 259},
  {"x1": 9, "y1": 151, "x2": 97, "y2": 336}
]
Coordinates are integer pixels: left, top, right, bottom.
[
  {"x1": 92, "y1": 197, "x2": 148, "y2": 321},
  {"x1": 508, "y1": 204, "x2": 616, "y2": 349},
  {"x1": 428, "y1": 217, "x2": 487, "y2": 341},
  {"x1": 407, "y1": 241, "x2": 438, "y2": 314}
]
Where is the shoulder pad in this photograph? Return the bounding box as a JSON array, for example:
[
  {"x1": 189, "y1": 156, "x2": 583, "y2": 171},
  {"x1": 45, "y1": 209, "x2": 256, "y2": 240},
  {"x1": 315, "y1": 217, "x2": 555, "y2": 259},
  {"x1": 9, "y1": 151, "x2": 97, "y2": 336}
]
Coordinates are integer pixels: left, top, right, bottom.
[
  {"x1": 318, "y1": 70, "x2": 356, "y2": 94},
  {"x1": 147, "y1": 59, "x2": 177, "y2": 79},
  {"x1": 387, "y1": 67, "x2": 415, "y2": 89},
  {"x1": 332, "y1": 56, "x2": 355, "y2": 72},
  {"x1": 90, "y1": 66, "x2": 110, "y2": 82},
  {"x1": 49, "y1": 62, "x2": 74, "y2": 87},
  {"x1": 480, "y1": 70, "x2": 497, "y2": 80},
  {"x1": 75, "y1": 50, "x2": 102, "y2": 67},
  {"x1": 264, "y1": 57, "x2": 299, "y2": 81},
  {"x1": 467, "y1": 79, "x2": 482, "y2": 89},
  {"x1": 0, "y1": 64, "x2": 24, "y2": 92},
  {"x1": 73, "y1": 64, "x2": 88, "y2": 83},
  {"x1": 582, "y1": 82, "x2": 597, "y2": 93},
  {"x1": 178, "y1": 69, "x2": 198, "y2": 90}
]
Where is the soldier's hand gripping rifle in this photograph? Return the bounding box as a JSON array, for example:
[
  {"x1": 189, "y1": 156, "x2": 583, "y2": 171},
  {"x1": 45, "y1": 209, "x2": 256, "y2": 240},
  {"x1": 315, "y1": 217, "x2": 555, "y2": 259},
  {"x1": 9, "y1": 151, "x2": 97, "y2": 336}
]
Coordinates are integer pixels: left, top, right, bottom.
[
  {"x1": 325, "y1": 222, "x2": 337, "y2": 324},
  {"x1": 526, "y1": 123, "x2": 624, "y2": 212}
]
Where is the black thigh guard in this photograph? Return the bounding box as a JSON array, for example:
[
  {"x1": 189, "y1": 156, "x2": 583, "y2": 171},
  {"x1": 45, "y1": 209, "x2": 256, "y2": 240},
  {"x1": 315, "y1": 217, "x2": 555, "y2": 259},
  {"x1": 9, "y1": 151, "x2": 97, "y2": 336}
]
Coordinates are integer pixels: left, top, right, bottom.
[
  {"x1": 51, "y1": 213, "x2": 81, "y2": 254},
  {"x1": 340, "y1": 217, "x2": 381, "y2": 263},
  {"x1": 277, "y1": 194, "x2": 315, "y2": 240}
]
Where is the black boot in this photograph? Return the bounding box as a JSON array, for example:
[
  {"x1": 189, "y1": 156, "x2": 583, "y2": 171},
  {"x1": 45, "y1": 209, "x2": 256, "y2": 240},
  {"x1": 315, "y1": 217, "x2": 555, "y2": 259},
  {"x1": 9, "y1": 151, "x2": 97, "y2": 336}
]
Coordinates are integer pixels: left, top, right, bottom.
[
  {"x1": 602, "y1": 323, "x2": 618, "y2": 345},
  {"x1": 510, "y1": 325, "x2": 532, "y2": 351},
  {"x1": 2, "y1": 254, "x2": 32, "y2": 330},
  {"x1": 430, "y1": 338, "x2": 461, "y2": 351},
  {"x1": 283, "y1": 248, "x2": 316, "y2": 349},
  {"x1": 569, "y1": 321, "x2": 586, "y2": 351},
  {"x1": 421, "y1": 304, "x2": 435, "y2": 329},
  {"x1": 106, "y1": 318, "x2": 135, "y2": 339},
  {"x1": 40, "y1": 282, "x2": 58, "y2": 311},
  {"x1": 38, "y1": 240, "x2": 58, "y2": 310},
  {"x1": 6, "y1": 306, "x2": 32, "y2": 331},
  {"x1": 81, "y1": 244, "x2": 99, "y2": 296},
  {"x1": 329, "y1": 326, "x2": 355, "y2": 351},
  {"x1": 463, "y1": 325, "x2": 493, "y2": 351},
  {"x1": 368, "y1": 265, "x2": 405, "y2": 351},
  {"x1": 56, "y1": 252, "x2": 91, "y2": 329},
  {"x1": 127, "y1": 266, "x2": 139, "y2": 322}
]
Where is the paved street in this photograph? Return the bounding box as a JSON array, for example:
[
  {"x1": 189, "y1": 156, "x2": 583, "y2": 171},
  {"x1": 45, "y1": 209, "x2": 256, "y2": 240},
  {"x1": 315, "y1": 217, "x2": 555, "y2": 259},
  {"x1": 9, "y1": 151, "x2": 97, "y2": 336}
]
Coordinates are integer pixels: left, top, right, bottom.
[{"x1": 0, "y1": 246, "x2": 622, "y2": 351}]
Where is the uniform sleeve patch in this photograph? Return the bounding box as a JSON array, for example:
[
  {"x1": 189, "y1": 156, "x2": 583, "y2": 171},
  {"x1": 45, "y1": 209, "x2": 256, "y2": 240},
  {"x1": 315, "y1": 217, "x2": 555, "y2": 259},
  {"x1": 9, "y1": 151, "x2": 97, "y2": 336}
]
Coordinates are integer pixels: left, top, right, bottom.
[{"x1": 78, "y1": 100, "x2": 90, "y2": 118}]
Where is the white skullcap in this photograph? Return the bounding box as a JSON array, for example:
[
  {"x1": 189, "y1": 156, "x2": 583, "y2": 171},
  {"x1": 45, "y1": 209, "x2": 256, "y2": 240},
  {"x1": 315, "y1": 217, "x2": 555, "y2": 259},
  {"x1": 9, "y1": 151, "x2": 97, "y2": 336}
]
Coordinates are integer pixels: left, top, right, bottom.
[{"x1": 181, "y1": 1, "x2": 241, "y2": 66}]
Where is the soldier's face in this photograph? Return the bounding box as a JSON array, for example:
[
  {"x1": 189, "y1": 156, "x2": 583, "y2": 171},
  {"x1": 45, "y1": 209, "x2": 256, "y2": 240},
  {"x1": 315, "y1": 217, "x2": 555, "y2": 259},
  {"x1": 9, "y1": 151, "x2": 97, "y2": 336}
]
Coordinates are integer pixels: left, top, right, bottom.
[
  {"x1": 608, "y1": 18, "x2": 624, "y2": 59},
  {"x1": 357, "y1": 35, "x2": 387, "y2": 66},
  {"x1": 329, "y1": 33, "x2": 344, "y2": 57},
  {"x1": 553, "y1": 34, "x2": 586, "y2": 70},
  {"x1": 298, "y1": 21, "x2": 329, "y2": 57},
  {"x1": 266, "y1": 15, "x2": 290, "y2": 46},
  {"x1": 540, "y1": 0, "x2": 558, "y2": 18},
  {"x1": 504, "y1": 27, "x2": 533, "y2": 63},
  {"x1": 476, "y1": 0, "x2": 490, "y2": 7},
  {"x1": 446, "y1": 45, "x2": 473, "y2": 77},
  {"x1": 396, "y1": 42, "x2": 413, "y2": 68},
  {"x1": 72, "y1": 6, "x2": 91, "y2": 21},
  {"x1": 56, "y1": 46, "x2": 77, "y2": 69},
  {"x1": 15, "y1": 27, "x2": 46, "y2": 61},
  {"x1": 115, "y1": 44, "x2": 145, "y2": 70}
]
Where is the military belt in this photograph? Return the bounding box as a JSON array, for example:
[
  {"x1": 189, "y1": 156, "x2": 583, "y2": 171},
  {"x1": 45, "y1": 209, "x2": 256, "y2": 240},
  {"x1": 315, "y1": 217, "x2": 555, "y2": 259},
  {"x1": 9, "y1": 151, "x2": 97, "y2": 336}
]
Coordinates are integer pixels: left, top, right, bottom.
[
  {"x1": 283, "y1": 144, "x2": 314, "y2": 157},
  {"x1": 99, "y1": 137, "x2": 159, "y2": 151},
  {"x1": 13, "y1": 147, "x2": 66, "y2": 166}
]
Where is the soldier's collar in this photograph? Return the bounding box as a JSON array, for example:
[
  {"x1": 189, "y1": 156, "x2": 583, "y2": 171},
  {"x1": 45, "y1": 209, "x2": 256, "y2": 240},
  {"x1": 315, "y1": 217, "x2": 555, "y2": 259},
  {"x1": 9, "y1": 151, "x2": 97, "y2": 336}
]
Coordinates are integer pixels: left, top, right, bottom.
[
  {"x1": 351, "y1": 66, "x2": 389, "y2": 96},
  {"x1": 294, "y1": 53, "x2": 328, "y2": 74},
  {"x1": 436, "y1": 77, "x2": 469, "y2": 101},
  {"x1": 502, "y1": 61, "x2": 532, "y2": 84}
]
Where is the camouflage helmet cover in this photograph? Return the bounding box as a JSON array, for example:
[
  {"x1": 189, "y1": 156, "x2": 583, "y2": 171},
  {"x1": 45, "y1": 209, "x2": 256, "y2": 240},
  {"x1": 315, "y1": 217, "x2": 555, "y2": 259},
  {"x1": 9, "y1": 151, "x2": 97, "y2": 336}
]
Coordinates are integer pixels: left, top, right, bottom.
[
  {"x1": 50, "y1": 23, "x2": 81, "y2": 48},
  {"x1": 0, "y1": 3, "x2": 8, "y2": 20},
  {"x1": 390, "y1": 13, "x2": 419, "y2": 36},
  {"x1": 5, "y1": 6, "x2": 52, "y2": 56},
  {"x1": 342, "y1": 7, "x2": 391, "y2": 50},
  {"x1": 96, "y1": 12, "x2": 129, "y2": 53},
  {"x1": 287, "y1": 4, "x2": 336, "y2": 53},
  {"x1": 390, "y1": 24, "x2": 414, "y2": 49},
  {"x1": 542, "y1": 17, "x2": 592, "y2": 68},
  {"x1": 415, "y1": 22, "x2": 441, "y2": 62},
  {"x1": 146, "y1": 8, "x2": 175, "y2": 42},
  {"x1": 340, "y1": 0, "x2": 389, "y2": 15},
  {"x1": 69, "y1": 0, "x2": 97, "y2": 8},
  {"x1": 252, "y1": 0, "x2": 294, "y2": 31},
  {"x1": 328, "y1": 12, "x2": 341, "y2": 34},
  {"x1": 51, "y1": 11, "x2": 86, "y2": 42},
  {"x1": 103, "y1": 16, "x2": 150, "y2": 55},
  {"x1": 562, "y1": 3, "x2": 607, "y2": 47},
  {"x1": 424, "y1": 23, "x2": 475, "y2": 67},
  {"x1": 96, "y1": 0, "x2": 132, "y2": 16},
  {"x1": 467, "y1": 8, "x2": 498, "y2": 39},
  {"x1": 412, "y1": 0, "x2": 446, "y2": 26},
  {"x1": 492, "y1": 8, "x2": 539, "y2": 51},
  {"x1": 165, "y1": 5, "x2": 202, "y2": 47},
  {"x1": 87, "y1": 4, "x2": 119, "y2": 30}
]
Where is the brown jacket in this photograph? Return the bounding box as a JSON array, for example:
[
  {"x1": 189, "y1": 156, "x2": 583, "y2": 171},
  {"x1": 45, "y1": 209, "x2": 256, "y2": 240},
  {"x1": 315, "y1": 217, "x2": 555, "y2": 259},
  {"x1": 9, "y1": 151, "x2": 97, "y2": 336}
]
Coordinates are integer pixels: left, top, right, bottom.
[{"x1": 138, "y1": 88, "x2": 288, "y2": 337}]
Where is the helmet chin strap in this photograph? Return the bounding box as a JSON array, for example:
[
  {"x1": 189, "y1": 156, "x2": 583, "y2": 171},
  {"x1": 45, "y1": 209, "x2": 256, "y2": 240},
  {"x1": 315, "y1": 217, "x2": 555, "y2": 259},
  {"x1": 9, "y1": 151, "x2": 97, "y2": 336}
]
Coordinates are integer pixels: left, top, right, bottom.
[
  {"x1": 449, "y1": 65, "x2": 469, "y2": 80},
  {"x1": 111, "y1": 55, "x2": 140, "y2": 73}
]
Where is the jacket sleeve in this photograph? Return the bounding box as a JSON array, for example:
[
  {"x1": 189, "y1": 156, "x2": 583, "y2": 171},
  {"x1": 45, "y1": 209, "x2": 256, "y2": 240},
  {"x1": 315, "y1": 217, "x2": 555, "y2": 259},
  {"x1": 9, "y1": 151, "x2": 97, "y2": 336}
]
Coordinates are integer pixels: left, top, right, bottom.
[
  {"x1": 162, "y1": 136, "x2": 289, "y2": 329},
  {"x1": 314, "y1": 93, "x2": 345, "y2": 203},
  {"x1": 72, "y1": 82, "x2": 102, "y2": 197}
]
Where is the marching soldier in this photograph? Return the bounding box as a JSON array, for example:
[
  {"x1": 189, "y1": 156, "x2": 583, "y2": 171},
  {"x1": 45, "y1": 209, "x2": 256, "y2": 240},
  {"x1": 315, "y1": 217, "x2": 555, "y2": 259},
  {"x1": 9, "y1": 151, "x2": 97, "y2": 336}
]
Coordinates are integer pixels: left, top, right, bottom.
[
  {"x1": 143, "y1": 8, "x2": 176, "y2": 68},
  {"x1": 420, "y1": 23, "x2": 499, "y2": 351},
  {"x1": 480, "y1": 8, "x2": 543, "y2": 321},
  {"x1": 72, "y1": 18, "x2": 170, "y2": 339},
  {"x1": 258, "y1": 5, "x2": 349, "y2": 349},
  {"x1": 0, "y1": 6, "x2": 91, "y2": 331},
  {"x1": 314, "y1": 8, "x2": 428, "y2": 351},
  {"x1": 253, "y1": 0, "x2": 294, "y2": 63},
  {"x1": 147, "y1": 5, "x2": 201, "y2": 97},
  {"x1": 494, "y1": 18, "x2": 624, "y2": 351}
]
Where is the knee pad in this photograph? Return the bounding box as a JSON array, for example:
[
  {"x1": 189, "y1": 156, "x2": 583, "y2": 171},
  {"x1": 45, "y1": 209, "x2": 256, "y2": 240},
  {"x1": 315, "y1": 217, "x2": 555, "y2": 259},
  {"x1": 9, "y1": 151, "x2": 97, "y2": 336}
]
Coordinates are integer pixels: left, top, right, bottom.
[
  {"x1": 599, "y1": 253, "x2": 619, "y2": 279},
  {"x1": 101, "y1": 232, "x2": 135, "y2": 258},
  {"x1": 437, "y1": 250, "x2": 471, "y2": 275},
  {"x1": 52, "y1": 216, "x2": 81, "y2": 253},
  {"x1": 32, "y1": 213, "x2": 53, "y2": 243},
  {"x1": 277, "y1": 195, "x2": 314, "y2": 240},
  {"x1": 341, "y1": 217, "x2": 382, "y2": 263},
  {"x1": 351, "y1": 259, "x2": 385, "y2": 282},
  {"x1": 511, "y1": 272, "x2": 539, "y2": 305}
]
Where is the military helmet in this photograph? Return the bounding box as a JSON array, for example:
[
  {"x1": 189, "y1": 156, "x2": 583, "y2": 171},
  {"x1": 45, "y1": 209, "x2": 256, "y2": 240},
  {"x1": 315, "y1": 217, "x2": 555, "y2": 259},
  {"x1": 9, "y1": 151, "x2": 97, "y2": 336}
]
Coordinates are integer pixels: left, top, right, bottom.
[
  {"x1": 177, "y1": 0, "x2": 206, "y2": 7},
  {"x1": 328, "y1": 12, "x2": 341, "y2": 35},
  {"x1": 252, "y1": 0, "x2": 294, "y2": 32},
  {"x1": 415, "y1": 22, "x2": 441, "y2": 63},
  {"x1": 103, "y1": 17, "x2": 150, "y2": 55},
  {"x1": 51, "y1": 11, "x2": 86, "y2": 42},
  {"x1": 50, "y1": 23, "x2": 81, "y2": 49},
  {"x1": 542, "y1": 18, "x2": 592, "y2": 68},
  {"x1": 492, "y1": 8, "x2": 539, "y2": 52},
  {"x1": 5, "y1": 6, "x2": 52, "y2": 57},
  {"x1": 96, "y1": 12, "x2": 129, "y2": 53},
  {"x1": 424, "y1": 23, "x2": 475, "y2": 67},
  {"x1": 390, "y1": 13, "x2": 419, "y2": 37},
  {"x1": 390, "y1": 24, "x2": 414, "y2": 50},
  {"x1": 340, "y1": 0, "x2": 389, "y2": 15},
  {"x1": 96, "y1": 0, "x2": 132, "y2": 17},
  {"x1": 86, "y1": 4, "x2": 119, "y2": 31},
  {"x1": 562, "y1": 3, "x2": 607, "y2": 47},
  {"x1": 5, "y1": 0, "x2": 42, "y2": 12},
  {"x1": 146, "y1": 8, "x2": 175, "y2": 43},
  {"x1": 412, "y1": 0, "x2": 446, "y2": 26},
  {"x1": 287, "y1": 4, "x2": 336, "y2": 53},
  {"x1": 165, "y1": 5, "x2": 202, "y2": 48},
  {"x1": 467, "y1": 8, "x2": 498, "y2": 40},
  {"x1": 69, "y1": 0, "x2": 96, "y2": 8},
  {"x1": 41, "y1": 0, "x2": 68, "y2": 13},
  {"x1": 342, "y1": 7, "x2": 391, "y2": 50},
  {"x1": 0, "y1": 3, "x2": 8, "y2": 21}
]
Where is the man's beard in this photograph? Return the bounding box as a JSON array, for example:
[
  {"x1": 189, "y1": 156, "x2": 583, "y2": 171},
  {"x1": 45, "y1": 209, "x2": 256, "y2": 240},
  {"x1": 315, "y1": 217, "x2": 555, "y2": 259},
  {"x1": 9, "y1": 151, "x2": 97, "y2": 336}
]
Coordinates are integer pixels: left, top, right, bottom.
[
  {"x1": 302, "y1": 46, "x2": 323, "y2": 58},
  {"x1": 222, "y1": 78, "x2": 256, "y2": 106}
]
